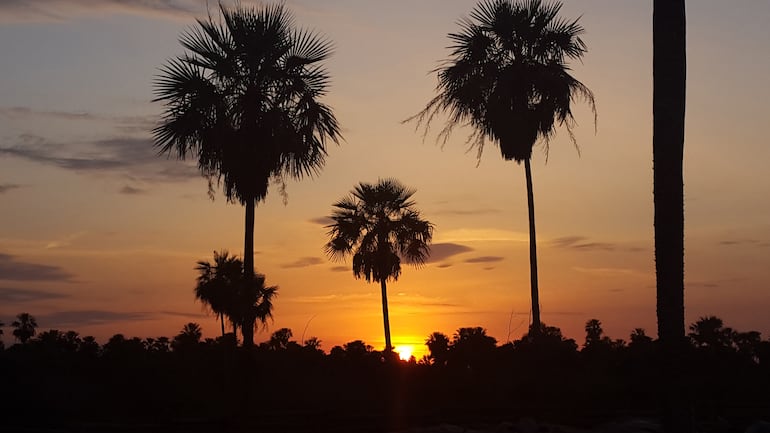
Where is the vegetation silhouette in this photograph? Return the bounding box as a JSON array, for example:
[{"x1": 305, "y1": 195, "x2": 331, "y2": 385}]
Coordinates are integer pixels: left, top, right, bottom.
[
  {"x1": 3, "y1": 315, "x2": 768, "y2": 432},
  {"x1": 194, "y1": 250, "x2": 241, "y2": 336},
  {"x1": 194, "y1": 250, "x2": 278, "y2": 347},
  {"x1": 153, "y1": 2, "x2": 341, "y2": 346},
  {"x1": 11, "y1": 312, "x2": 38, "y2": 343},
  {"x1": 325, "y1": 179, "x2": 434, "y2": 352},
  {"x1": 653, "y1": 1, "x2": 688, "y2": 432},
  {"x1": 408, "y1": 0, "x2": 596, "y2": 337}
]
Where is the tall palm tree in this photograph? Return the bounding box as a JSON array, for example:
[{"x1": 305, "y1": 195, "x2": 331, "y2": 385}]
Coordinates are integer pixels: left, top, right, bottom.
[
  {"x1": 11, "y1": 312, "x2": 38, "y2": 343},
  {"x1": 409, "y1": 0, "x2": 595, "y2": 336},
  {"x1": 195, "y1": 250, "x2": 243, "y2": 336},
  {"x1": 153, "y1": 3, "x2": 342, "y2": 284},
  {"x1": 325, "y1": 179, "x2": 433, "y2": 352},
  {"x1": 653, "y1": 3, "x2": 688, "y2": 432},
  {"x1": 653, "y1": 0, "x2": 686, "y2": 349}
]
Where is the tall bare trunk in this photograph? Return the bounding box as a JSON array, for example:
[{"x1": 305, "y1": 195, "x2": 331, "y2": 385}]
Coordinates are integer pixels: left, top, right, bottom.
[
  {"x1": 244, "y1": 199, "x2": 255, "y2": 279},
  {"x1": 242, "y1": 198, "x2": 256, "y2": 347},
  {"x1": 654, "y1": 1, "x2": 689, "y2": 431},
  {"x1": 380, "y1": 279, "x2": 392, "y2": 352},
  {"x1": 220, "y1": 313, "x2": 225, "y2": 337},
  {"x1": 524, "y1": 158, "x2": 541, "y2": 336}
]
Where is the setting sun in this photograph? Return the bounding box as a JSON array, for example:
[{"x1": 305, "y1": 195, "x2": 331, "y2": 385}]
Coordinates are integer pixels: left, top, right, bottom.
[{"x1": 395, "y1": 345, "x2": 414, "y2": 361}]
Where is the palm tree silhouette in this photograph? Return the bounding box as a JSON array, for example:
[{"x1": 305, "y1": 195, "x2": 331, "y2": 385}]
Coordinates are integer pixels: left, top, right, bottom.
[
  {"x1": 409, "y1": 0, "x2": 595, "y2": 336},
  {"x1": 231, "y1": 272, "x2": 278, "y2": 347},
  {"x1": 11, "y1": 313, "x2": 38, "y2": 343},
  {"x1": 653, "y1": 3, "x2": 688, "y2": 431},
  {"x1": 194, "y1": 250, "x2": 277, "y2": 346},
  {"x1": 325, "y1": 179, "x2": 433, "y2": 352},
  {"x1": 195, "y1": 250, "x2": 243, "y2": 336},
  {"x1": 153, "y1": 3, "x2": 341, "y2": 294}
]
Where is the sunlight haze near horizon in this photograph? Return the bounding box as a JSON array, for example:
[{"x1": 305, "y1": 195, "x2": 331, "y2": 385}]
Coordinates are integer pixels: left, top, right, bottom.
[{"x1": 1, "y1": 0, "x2": 769, "y2": 356}]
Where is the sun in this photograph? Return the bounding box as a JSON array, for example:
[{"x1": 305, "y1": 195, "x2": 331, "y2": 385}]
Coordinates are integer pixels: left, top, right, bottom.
[{"x1": 395, "y1": 345, "x2": 413, "y2": 361}]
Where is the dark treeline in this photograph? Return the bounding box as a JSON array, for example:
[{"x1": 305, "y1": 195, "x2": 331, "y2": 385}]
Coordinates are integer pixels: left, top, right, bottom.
[{"x1": 2, "y1": 315, "x2": 769, "y2": 432}]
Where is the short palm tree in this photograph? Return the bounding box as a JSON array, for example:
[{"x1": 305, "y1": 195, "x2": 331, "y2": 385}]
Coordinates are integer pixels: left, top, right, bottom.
[
  {"x1": 194, "y1": 250, "x2": 277, "y2": 346},
  {"x1": 11, "y1": 312, "x2": 38, "y2": 343},
  {"x1": 154, "y1": 3, "x2": 342, "y2": 284},
  {"x1": 195, "y1": 250, "x2": 243, "y2": 336},
  {"x1": 325, "y1": 179, "x2": 433, "y2": 352},
  {"x1": 231, "y1": 272, "x2": 278, "y2": 347},
  {"x1": 410, "y1": 0, "x2": 595, "y2": 336}
]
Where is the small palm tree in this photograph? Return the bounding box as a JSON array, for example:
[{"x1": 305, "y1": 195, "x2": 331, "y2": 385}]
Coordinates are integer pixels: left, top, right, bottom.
[
  {"x1": 410, "y1": 0, "x2": 595, "y2": 336},
  {"x1": 11, "y1": 312, "x2": 38, "y2": 343},
  {"x1": 194, "y1": 250, "x2": 277, "y2": 346},
  {"x1": 325, "y1": 179, "x2": 433, "y2": 352},
  {"x1": 195, "y1": 250, "x2": 243, "y2": 336},
  {"x1": 154, "y1": 3, "x2": 342, "y2": 284},
  {"x1": 232, "y1": 273, "x2": 278, "y2": 347}
]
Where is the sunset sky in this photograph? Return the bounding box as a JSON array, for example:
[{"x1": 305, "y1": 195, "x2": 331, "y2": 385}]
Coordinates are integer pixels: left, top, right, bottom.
[{"x1": 1, "y1": 0, "x2": 769, "y2": 357}]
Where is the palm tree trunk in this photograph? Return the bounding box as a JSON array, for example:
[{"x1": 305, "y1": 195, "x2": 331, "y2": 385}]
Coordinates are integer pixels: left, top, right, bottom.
[
  {"x1": 244, "y1": 198, "x2": 255, "y2": 279},
  {"x1": 220, "y1": 313, "x2": 225, "y2": 337},
  {"x1": 242, "y1": 198, "x2": 256, "y2": 347},
  {"x1": 380, "y1": 279, "x2": 392, "y2": 352},
  {"x1": 524, "y1": 158, "x2": 541, "y2": 336},
  {"x1": 654, "y1": 1, "x2": 689, "y2": 432}
]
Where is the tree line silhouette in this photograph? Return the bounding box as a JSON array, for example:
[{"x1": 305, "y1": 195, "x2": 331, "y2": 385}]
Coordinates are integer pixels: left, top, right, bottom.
[{"x1": 1, "y1": 313, "x2": 769, "y2": 431}]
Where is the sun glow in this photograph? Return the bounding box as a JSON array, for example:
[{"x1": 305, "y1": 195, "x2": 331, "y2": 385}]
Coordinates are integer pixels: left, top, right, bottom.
[{"x1": 395, "y1": 345, "x2": 414, "y2": 361}]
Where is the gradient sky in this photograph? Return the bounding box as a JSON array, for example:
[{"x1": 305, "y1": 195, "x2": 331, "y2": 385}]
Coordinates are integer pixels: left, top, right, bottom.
[{"x1": 1, "y1": 1, "x2": 769, "y2": 356}]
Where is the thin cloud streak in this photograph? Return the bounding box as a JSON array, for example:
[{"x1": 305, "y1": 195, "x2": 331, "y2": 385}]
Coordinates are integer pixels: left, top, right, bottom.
[
  {"x1": 280, "y1": 256, "x2": 324, "y2": 269},
  {"x1": 0, "y1": 183, "x2": 23, "y2": 194},
  {"x1": 0, "y1": 134, "x2": 200, "y2": 183},
  {"x1": 37, "y1": 310, "x2": 154, "y2": 327},
  {"x1": 0, "y1": 253, "x2": 75, "y2": 282},
  {"x1": 0, "y1": 287, "x2": 70, "y2": 303}
]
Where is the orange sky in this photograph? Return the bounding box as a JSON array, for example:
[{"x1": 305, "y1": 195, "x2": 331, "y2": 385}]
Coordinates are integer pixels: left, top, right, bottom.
[{"x1": 1, "y1": 1, "x2": 769, "y2": 358}]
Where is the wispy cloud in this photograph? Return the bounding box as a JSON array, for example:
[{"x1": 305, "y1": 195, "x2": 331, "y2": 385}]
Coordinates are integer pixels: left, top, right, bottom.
[
  {"x1": 464, "y1": 256, "x2": 504, "y2": 264},
  {"x1": 160, "y1": 310, "x2": 207, "y2": 319},
  {"x1": 286, "y1": 293, "x2": 374, "y2": 304},
  {"x1": 0, "y1": 183, "x2": 23, "y2": 194},
  {"x1": 719, "y1": 239, "x2": 769, "y2": 248},
  {"x1": 120, "y1": 185, "x2": 147, "y2": 195},
  {"x1": 551, "y1": 236, "x2": 617, "y2": 252},
  {"x1": 572, "y1": 266, "x2": 639, "y2": 276},
  {"x1": 0, "y1": 253, "x2": 74, "y2": 282},
  {"x1": 427, "y1": 242, "x2": 473, "y2": 262},
  {"x1": 329, "y1": 266, "x2": 348, "y2": 273},
  {"x1": 0, "y1": 287, "x2": 70, "y2": 302},
  {"x1": 280, "y1": 256, "x2": 324, "y2": 269},
  {"x1": 45, "y1": 231, "x2": 86, "y2": 249},
  {"x1": 308, "y1": 216, "x2": 334, "y2": 226},
  {"x1": 0, "y1": 106, "x2": 157, "y2": 135},
  {"x1": 37, "y1": 310, "x2": 154, "y2": 327},
  {"x1": 0, "y1": 0, "x2": 203, "y2": 23},
  {"x1": 0, "y1": 134, "x2": 199, "y2": 183},
  {"x1": 438, "y1": 228, "x2": 528, "y2": 243}
]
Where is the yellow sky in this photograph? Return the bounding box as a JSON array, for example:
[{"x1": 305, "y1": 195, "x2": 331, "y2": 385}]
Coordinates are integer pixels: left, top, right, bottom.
[{"x1": 1, "y1": 1, "x2": 769, "y2": 356}]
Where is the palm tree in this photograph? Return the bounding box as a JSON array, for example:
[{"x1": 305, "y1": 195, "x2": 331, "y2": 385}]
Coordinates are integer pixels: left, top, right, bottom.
[
  {"x1": 653, "y1": 3, "x2": 688, "y2": 431},
  {"x1": 653, "y1": 0, "x2": 686, "y2": 348},
  {"x1": 409, "y1": 0, "x2": 595, "y2": 336},
  {"x1": 11, "y1": 312, "x2": 38, "y2": 343},
  {"x1": 232, "y1": 273, "x2": 278, "y2": 347},
  {"x1": 325, "y1": 179, "x2": 433, "y2": 352},
  {"x1": 153, "y1": 3, "x2": 342, "y2": 286},
  {"x1": 194, "y1": 250, "x2": 278, "y2": 346},
  {"x1": 195, "y1": 250, "x2": 243, "y2": 336}
]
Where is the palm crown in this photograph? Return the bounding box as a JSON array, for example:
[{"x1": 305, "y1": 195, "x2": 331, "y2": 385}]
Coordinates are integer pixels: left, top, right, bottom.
[
  {"x1": 153, "y1": 3, "x2": 341, "y2": 205},
  {"x1": 325, "y1": 179, "x2": 433, "y2": 283},
  {"x1": 413, "y1": 0, "x2": 595, "y2": 162}
]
